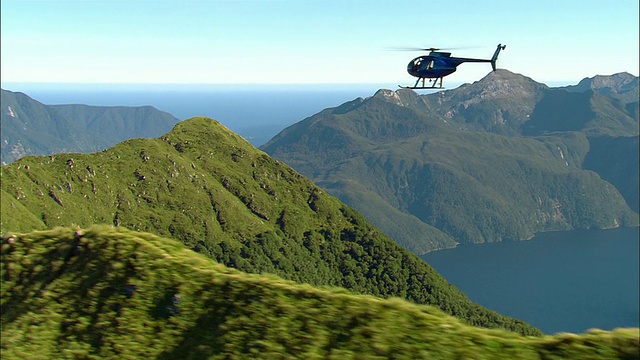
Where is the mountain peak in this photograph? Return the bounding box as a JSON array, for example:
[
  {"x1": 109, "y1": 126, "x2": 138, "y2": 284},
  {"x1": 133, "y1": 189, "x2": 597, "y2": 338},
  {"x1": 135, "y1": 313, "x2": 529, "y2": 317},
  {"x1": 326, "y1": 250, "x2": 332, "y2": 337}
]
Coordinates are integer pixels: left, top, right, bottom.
[
  {"x1": 560, "y1": 72, "x2": 639, "y2": 104},
  {"x1": 372, "y1": 88, "x2": 421, "y2": 107},
  {"x1": 577, "y1": 72, "x2": 637, "y2": 89},
  {"x1": 565, "y1": 72, "x2": 639, "y2": 99},
  {"x1": 373, "y1": 89, "x2": 402, "y2": 103},
  {"x1": 444, "y1": 70, "x2": 547, "y2": 102},
  {"x1": 475, "y1": 69, "x2": 547, "y2": 92}
]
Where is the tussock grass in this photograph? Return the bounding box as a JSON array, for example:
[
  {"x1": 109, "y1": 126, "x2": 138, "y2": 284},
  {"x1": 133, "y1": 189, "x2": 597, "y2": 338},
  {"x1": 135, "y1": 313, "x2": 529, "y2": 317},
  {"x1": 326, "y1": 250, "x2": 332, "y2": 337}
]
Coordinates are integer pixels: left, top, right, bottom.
[{"x1": 2, "y1": 226, "x2": 638, "y2": 359}]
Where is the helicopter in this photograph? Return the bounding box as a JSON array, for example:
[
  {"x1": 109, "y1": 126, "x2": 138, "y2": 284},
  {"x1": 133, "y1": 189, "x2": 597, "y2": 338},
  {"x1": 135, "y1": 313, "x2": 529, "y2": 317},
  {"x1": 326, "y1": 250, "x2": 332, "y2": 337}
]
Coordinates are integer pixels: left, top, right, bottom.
[{"x1": 399, "y1": 44, "x2": 506, "y2": 89}]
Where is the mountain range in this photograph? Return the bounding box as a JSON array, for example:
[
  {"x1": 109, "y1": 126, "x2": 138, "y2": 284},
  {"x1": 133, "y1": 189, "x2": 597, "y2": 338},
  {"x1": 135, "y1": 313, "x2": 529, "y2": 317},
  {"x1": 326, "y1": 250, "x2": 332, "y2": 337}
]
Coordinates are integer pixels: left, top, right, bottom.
[
  {"x1": 3, "y1": 226, "x2": 638, "y2": 359},
  {"x1": 2, "y1": 72, "x2": 639, "y2": 357},
  {"x1": 1, "y1": 89, "x2": 181, "y2": 165},
  {"x1": 262, "y1": 70, "x2": 639, "y2": 254}
]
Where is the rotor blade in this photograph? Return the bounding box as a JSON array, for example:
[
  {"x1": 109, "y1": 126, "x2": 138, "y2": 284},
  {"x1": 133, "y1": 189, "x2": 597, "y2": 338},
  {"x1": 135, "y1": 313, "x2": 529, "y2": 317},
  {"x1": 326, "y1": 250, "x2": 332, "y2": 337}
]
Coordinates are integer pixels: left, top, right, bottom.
[
  {"x1": 385, "y1": 46, "x2": 480, "y2": 52},
  {"x1": 386, "y1": 47, "x2": 438, "y2": 51}
]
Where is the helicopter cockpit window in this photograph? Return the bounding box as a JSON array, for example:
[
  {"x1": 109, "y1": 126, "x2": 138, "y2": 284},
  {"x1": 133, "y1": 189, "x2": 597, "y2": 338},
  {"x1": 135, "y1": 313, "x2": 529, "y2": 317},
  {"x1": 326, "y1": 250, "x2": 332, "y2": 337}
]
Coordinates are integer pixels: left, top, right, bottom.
[
  {"x1": 426, "y1": 60, "x2": 434, "y2": 70},
  {"x1": 413, "y1": 59, "x2": 422, "y2": 71}
]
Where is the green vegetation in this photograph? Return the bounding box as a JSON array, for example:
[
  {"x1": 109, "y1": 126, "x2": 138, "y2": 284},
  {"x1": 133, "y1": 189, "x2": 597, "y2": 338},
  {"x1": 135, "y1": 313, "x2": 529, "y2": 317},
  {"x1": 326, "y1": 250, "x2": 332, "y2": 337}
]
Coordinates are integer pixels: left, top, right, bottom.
[
  {"x1": 2, "y1": 227, "x2": 638, "y2": 359},
  {"x1": 263, "y1": 71, "x2": 639, "y2": 253},
  {"x1": 1, "y1": 117, "x2": 541, "y2": 335}
]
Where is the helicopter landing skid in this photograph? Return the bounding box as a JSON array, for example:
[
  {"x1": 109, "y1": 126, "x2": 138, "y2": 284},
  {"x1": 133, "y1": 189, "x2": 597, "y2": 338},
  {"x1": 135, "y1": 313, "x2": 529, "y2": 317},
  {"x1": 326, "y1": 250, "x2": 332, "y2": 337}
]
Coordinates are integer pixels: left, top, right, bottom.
[
  {"x1": 399, "y1": 77, "x2": 444, "y2": 90},
  {"x1": 398, "y1": 85, "x2": 445, "y2": 90}
]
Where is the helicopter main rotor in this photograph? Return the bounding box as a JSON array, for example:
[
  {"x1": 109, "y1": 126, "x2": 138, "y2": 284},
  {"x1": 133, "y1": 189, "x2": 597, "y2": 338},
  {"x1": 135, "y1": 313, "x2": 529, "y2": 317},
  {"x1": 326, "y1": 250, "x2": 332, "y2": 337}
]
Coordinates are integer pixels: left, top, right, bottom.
[{"x1": 387, "y1": 46, "x2": 477, "y2": 52}]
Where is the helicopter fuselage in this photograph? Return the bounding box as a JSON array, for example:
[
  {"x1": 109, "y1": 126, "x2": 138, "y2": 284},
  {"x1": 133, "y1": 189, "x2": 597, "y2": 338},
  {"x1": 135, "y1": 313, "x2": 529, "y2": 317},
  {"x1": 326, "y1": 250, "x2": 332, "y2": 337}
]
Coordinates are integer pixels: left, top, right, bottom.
[{"x1": 407, "y1": 52, "x2": 489, "y2": 79}]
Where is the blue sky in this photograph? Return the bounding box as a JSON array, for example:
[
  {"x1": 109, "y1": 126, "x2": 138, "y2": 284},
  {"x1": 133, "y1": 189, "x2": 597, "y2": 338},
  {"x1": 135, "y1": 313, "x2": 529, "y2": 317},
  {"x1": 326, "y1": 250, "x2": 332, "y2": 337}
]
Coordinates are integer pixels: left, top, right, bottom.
[{"x1": 1, "y1": 0, "x2": 638, "y2": 85}]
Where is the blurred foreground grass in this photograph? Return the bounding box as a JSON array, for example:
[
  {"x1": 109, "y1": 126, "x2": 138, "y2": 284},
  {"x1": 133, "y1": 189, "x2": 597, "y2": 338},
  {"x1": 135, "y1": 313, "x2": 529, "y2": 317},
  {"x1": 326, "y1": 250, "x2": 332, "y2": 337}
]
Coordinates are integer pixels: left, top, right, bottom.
[{"x1": 2, "y1": 226, "x2": 638, "y2": 359}]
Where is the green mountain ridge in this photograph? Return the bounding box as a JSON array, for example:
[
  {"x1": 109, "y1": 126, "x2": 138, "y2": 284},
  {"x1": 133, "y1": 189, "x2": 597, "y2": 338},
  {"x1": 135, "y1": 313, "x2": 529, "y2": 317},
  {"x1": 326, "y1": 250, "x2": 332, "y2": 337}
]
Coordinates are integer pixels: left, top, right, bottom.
[
  {"x1": 2, "y1": 226, "x2": 638, "y2": 359},
  {"x1": 1, "y1": 89, "x2": 181, "y2": 164},
  {"x1": 1, "y1": 117, "x2": 540, "y2": 335},
  {"x1": 262, "y1": 70, "x2": 639, "y2": 253}
]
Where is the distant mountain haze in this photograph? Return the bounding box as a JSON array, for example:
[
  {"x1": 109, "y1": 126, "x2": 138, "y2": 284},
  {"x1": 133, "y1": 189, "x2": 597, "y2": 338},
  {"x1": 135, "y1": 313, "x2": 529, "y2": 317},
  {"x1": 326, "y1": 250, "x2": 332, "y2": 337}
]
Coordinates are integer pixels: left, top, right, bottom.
[
  {"x1": 1, "y1": 89, "x2": 181, "y2": 164},
  {"x1": 263, "y1": 70, "x2": 639, "y2": 254}
]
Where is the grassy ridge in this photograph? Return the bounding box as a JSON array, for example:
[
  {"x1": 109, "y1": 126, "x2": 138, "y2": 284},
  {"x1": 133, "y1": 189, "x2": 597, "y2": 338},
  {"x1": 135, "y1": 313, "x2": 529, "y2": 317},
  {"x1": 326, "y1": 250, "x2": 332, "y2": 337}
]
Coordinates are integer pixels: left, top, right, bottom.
[
  {"x1": 2, "y1": 226, "x2": 638, "y2": 359},
  {"x1": 0, "y1": 117, "x2": 541, "y2": 335}
]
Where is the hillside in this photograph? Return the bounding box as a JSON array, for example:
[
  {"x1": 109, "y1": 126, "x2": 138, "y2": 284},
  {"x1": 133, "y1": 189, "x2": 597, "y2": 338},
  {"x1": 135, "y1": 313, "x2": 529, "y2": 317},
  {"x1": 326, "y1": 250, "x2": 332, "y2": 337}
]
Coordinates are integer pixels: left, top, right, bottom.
[
  {"x1": 262, "y1": 71, "x2": 639, "y2": 253},
  {"x1": 583, "y1": 135, "x2": 640, "y2": 213},
  {"x1": 0, "y1": 117, "x2": 540, "y2": 335},
  {"x1": 1, "y1": 89, "x2": 181, "y2": 164},
  {"x1": 2, "y1": 226, "x2": 639, "y2": 359}
]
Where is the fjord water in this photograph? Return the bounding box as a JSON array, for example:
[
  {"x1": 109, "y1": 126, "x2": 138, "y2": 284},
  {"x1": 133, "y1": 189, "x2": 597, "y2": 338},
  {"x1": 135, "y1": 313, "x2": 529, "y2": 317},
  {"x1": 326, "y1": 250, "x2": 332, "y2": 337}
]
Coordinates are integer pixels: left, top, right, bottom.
[{"x1": 421, "y1": 227, "x2": 640, "y2": 334}]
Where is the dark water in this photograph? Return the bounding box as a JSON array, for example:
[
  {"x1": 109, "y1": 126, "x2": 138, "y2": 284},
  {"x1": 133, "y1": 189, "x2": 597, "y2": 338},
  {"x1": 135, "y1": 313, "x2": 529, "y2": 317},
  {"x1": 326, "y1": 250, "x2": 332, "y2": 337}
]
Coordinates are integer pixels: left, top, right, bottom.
[{"x1": 421, "y1": 227, "x2": 640, "y2": 334}]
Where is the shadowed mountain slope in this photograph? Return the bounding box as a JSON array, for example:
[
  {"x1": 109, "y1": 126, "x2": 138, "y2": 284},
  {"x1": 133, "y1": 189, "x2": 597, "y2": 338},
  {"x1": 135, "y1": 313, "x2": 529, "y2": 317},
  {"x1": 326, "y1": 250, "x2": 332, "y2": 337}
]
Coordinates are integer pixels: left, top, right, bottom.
[
  {"x1": 2, "y1": 226, "x2": 638, "y2": 359},
  {"x1": 263, "y1": 71, "x2": 639, "y2": 253},
  {"x1": 1, "y1": 89, "x2": 180, "y2": 164},
  {"x1": 522, "y1": 89, "x2": 638, "y2": 136},
  {"x1": 0, "y1": 117, "x2": 540, "y2": 334},
  {"x1": 582, "y1": 135, "x2": 640, "y2": 213}
]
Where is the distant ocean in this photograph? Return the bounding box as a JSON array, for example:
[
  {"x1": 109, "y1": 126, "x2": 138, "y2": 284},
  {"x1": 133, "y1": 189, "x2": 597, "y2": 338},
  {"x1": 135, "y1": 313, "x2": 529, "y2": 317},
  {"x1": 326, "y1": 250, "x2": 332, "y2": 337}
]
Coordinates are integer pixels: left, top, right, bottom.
[{"x1": 2, "y1": 83, "x2": 403, "y2": 147}]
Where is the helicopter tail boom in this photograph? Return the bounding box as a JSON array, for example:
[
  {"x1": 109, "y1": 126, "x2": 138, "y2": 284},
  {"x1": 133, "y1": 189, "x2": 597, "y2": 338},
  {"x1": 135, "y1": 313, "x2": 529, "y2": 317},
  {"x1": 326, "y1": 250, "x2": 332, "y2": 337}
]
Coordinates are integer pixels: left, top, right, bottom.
[{"x1": 491, "y1": 44, "x2": 506, "y2": 71}]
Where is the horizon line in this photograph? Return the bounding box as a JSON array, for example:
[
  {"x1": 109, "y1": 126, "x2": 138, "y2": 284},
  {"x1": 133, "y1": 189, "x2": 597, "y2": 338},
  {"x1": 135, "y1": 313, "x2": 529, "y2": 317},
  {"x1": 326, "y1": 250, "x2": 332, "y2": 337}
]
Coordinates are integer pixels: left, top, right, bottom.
[
  {"x1": 0, "y1": 80, "x2": 580, "y2": 91},
  {"x1": 2, "y1": 71, "x2": 636, "y2": 89}
]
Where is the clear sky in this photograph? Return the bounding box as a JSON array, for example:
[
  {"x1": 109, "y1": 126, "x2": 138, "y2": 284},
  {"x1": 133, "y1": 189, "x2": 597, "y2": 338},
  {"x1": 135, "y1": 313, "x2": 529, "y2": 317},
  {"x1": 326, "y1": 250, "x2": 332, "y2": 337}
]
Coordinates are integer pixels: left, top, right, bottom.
[{"x1": 1, "y1": 0, "x2": 638, "y2": 86}]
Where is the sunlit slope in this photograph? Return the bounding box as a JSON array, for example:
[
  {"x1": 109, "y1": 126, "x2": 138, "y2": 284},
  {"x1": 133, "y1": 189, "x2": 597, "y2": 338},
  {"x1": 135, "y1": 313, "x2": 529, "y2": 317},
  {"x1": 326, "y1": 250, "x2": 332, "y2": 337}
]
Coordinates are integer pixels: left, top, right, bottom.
[
  {"x1": 0, "y1": 117, "x2": 540, "y2": 334},
  {"x1": 2, "y1": 227, "x2": 638, "y2": 359}
]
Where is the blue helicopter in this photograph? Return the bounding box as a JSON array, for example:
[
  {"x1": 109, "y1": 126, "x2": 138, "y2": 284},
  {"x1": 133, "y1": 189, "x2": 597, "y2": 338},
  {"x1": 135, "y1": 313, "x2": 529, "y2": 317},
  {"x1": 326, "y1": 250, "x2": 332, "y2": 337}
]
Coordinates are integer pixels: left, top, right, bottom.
[{"x1": 400, "y1": 44, "x2": 506, "y2": 89}]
